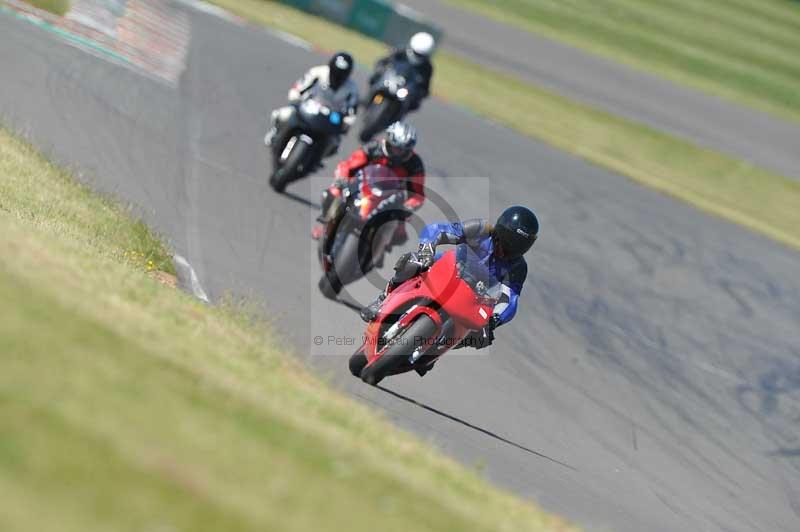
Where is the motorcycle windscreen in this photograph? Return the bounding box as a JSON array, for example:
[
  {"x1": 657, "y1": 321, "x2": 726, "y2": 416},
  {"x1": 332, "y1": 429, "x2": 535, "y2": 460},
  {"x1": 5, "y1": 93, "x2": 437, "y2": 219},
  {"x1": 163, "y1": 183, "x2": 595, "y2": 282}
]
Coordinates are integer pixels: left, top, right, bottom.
[
  {"x1": 381, "y1": 61, "x2": 418, "y2": 89},
  {"x1": 358, "y1": 164, "x2": 405, "y2": 198},
  {"x1": 421, "y1": 245, "x2": 499, "y2": 330},
  {"x1": 454, "y1": 245, "x2": 502, "y2": 301},
  {"x1": 299, "y1": 85, "x2": 348, "y2": 135}
]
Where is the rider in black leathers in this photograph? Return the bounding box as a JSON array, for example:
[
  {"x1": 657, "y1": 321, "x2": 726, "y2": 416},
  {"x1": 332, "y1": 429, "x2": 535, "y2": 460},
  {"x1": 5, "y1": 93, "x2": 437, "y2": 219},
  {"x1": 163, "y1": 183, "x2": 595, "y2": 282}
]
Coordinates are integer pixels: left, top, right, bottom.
[{"x1": 368, "y1": 32, "x2": 435, "y2": 112}]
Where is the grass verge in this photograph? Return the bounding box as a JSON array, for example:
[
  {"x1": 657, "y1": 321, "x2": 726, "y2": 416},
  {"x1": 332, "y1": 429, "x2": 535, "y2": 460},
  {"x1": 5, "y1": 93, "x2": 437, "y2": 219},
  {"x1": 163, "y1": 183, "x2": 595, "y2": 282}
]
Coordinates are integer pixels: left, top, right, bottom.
[
  {"x1": 208, "y1": 0, "x2": 800, "y2": 251},
  {"x1": 21, "y1": 0, "x2": 70, "y2": 16},
  {"x1": 436, "y1": 52, "x2": 800, "y2": 251},
  {"x1": 447, "y1": 0, "x2": 800, "y2": 123},
  {"x1": 0, "y1": 126, "x2": 575, "y2": 531}
]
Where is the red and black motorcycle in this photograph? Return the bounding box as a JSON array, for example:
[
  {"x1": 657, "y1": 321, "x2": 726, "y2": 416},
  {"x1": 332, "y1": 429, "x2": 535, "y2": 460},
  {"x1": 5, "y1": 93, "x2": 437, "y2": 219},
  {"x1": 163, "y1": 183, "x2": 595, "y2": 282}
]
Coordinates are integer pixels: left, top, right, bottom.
[
  {"x1": 349, "y1": 243, "x2": 502, "y2": 385},
  {"x1": 318, "y1": 164, "x2": 409, "y2": 299}
]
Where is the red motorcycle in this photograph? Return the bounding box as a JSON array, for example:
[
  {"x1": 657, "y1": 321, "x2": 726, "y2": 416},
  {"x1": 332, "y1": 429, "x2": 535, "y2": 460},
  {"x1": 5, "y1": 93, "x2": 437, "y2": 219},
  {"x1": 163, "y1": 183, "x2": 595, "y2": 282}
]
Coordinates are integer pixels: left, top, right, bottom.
[
  {"x1": 318, "y1": 164, "x2": 409, "y2": 299},
  {"x1": 349, "y1": 243, "x2": 502, "y2": 385}
]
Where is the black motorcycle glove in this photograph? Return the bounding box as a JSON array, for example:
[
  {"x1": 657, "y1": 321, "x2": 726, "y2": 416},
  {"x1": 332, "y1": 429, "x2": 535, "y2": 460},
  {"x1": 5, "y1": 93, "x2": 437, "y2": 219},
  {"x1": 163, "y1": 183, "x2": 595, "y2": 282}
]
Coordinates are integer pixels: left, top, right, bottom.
[
  {"x1": 416, "y1": 242, "x2": 436, "y2": 269},
  {"x1": 389, "y1": 243, "x2": 435, "y2": 291},
  {"x1": 394, "y1": 244, "x2": 434, "y2": 271}
]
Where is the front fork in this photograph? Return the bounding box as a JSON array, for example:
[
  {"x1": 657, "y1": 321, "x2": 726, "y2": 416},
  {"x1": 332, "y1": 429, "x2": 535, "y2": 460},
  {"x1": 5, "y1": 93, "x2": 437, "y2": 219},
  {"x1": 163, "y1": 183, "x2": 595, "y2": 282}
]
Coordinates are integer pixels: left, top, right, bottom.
[{"x1": 319, "y1": 188, "x2": 344, "y2": 224}]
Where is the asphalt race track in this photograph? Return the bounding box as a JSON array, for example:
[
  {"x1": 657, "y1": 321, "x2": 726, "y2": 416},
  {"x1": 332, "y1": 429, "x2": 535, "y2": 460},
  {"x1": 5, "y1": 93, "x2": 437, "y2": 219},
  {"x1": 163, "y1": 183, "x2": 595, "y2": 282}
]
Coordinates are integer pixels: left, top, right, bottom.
[
  {"x1": 402, "y1": 0, "x2": 800, "y2": 181},
  {"x1": 3, "y1": 6, "x2": 800, "y2": 532}
]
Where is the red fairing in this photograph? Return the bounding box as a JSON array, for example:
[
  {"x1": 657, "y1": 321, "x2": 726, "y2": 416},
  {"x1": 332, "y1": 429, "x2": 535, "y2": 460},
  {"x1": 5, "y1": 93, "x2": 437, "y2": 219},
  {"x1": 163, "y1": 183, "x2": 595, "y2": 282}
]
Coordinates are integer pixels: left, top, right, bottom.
[
  {"x1": 362, "y1": 249, "x2": 494, "y2": 366},
  {"x1": 334, "y1": 146, "x2": 426, "y2": 210},
  {"x1": 335, "y1": 148, "x2": 368, "y2": 179}
]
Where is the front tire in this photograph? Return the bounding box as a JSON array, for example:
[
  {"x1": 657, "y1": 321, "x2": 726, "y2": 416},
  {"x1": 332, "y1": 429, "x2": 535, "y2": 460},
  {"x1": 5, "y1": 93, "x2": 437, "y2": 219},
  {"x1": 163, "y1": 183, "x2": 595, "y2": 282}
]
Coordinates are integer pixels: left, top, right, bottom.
[
  {"x1": 349, "y1": 348, "x2": 368, "y2": 377},
  {"x1": 270, "y1": 138, "x2": 311, "y2": 192},
  {"x1": 359, "y1": 99, "x2": 399, "y2": 142},
  {"x1": 328, "y1": 231, "x2": 366, "y2": 291},
  {"x1": 318, "y1": 273, "x2": 342, "y2": 300},
  {"x1": 361, "y1": 315, "x2": 437, "y2": 386}
]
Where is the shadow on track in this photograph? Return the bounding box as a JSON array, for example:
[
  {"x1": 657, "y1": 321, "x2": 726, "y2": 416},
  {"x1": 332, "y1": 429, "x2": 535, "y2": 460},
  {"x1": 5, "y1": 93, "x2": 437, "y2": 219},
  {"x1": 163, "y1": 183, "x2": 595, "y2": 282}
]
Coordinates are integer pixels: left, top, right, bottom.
[
  {"x1": 769, "y1": 448, "x2": 800, "y2": 458},
  {"x1": 331, "y1": 295, "x2": 362, "y2": 313},
  {"x1": 375, "y1": 385, "x2": 578, "y2": 472},
  {"x1": 281, "y1": 190, "x2": 320, "y2": 210}
]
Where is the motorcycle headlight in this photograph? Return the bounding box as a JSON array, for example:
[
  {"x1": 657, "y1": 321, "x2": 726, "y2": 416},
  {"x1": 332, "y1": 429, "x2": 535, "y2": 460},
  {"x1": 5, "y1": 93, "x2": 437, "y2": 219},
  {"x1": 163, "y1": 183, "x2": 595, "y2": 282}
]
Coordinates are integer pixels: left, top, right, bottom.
[
  {"x1": 301, "y1": 99, "x2": 321, "y2": 115},
  {"x1": 396, "y1": 88, "x2": 409, "y2": 100}
]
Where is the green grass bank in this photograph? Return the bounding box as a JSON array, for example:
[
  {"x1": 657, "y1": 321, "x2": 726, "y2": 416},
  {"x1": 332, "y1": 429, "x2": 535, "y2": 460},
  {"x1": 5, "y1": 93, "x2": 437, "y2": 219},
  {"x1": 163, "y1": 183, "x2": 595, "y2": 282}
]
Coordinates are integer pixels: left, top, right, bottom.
[
  {"x1": 22, "y1": 0, "x2": 70, "y2": 16},
  {"x1": 448, "y1": 0, "x2": 800, "y2": 123},
  {"x1": 0, "y1": 127, "x2": 576, "y2": 532}
]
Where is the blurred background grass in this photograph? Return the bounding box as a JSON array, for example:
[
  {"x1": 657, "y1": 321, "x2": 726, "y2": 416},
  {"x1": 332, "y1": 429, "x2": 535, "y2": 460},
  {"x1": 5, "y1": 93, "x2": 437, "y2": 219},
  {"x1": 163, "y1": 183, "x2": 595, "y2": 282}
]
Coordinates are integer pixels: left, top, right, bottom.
[
  {"x1": 447, "y1": 0, "x2": 800, "y2": 122},
  {"x1": 23, "y1": 0, "x2": 70, "y2": 16}
]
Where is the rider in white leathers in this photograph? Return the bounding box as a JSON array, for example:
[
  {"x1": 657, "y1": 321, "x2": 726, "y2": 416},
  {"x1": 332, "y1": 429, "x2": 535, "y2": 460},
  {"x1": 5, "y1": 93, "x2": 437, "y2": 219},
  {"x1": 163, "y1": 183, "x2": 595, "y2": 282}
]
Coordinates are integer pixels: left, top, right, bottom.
[{"x1": 265, "y1": 52, "x2": 359, "y2": 148}]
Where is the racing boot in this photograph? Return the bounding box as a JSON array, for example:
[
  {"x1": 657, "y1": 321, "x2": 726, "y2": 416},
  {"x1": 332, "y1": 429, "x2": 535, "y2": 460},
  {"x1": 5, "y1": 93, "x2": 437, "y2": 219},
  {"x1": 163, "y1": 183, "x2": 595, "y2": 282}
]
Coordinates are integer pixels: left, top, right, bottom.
[
  {"x1": 265, "y1": 107, "x2": 294, "y2": 146},
  {"x1": 313, "y1": 188, "x2": 341, "y2": 240},
  {"x1": 372, "y1": 251, "x2": 385, "y2": 269},
  {"x1": 414, "y1": 355, "x2": 436, "y2": 377},
  {"x1": 360, "y1": 291, "x2": 386, "y2": 322},
  {"x1": 264, "y1": 127, "x2": 277, "y2": 147},
  {"x1": 264, "y1": 109, "x2": 280, "y2": 146},
  {"x1": 415, "y1": 359, "x2": 436, "y2": 377}
]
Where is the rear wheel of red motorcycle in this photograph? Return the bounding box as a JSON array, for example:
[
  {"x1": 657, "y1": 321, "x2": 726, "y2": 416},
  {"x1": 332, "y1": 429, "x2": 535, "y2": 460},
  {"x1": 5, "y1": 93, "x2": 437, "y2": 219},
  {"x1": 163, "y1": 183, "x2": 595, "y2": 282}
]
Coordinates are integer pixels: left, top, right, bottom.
[{"x1": 360, "y1": 315, "x2": 436, "y2": 386}]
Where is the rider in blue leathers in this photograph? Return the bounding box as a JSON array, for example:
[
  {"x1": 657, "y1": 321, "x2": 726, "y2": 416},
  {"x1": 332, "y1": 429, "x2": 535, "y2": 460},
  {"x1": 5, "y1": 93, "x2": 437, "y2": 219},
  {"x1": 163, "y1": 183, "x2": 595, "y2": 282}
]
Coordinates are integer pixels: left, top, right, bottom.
[{"x1": 360, "y1": 206, "x2": 539, "y2": 360}]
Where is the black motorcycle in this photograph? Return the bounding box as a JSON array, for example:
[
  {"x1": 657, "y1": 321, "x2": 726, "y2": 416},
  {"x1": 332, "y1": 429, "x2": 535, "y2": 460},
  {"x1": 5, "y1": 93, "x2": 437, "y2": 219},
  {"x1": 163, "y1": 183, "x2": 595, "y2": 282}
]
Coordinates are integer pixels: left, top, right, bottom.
[
  {"x1": 317, "y1": 164, "x2": 409, "y2": 299},
  {"x1": 359, "y1": 61, "x2": 423, "y2": 142},
  {"x1": 269, "y1": 86, "x2": 348, "y2": 192}
]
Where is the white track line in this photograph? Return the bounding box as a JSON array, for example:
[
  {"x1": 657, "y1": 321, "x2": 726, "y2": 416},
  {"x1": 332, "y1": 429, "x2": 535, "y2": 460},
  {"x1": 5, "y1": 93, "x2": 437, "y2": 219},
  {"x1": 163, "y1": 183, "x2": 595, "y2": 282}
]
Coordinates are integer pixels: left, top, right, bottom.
[
  {"x1": 174, "y1": 0, "x2": 312, "y2": 50},
  {"x1": 266, "y1": 28, "x2": 312, "y2": 50},
  {"x1": 173, "y1": 254, "x2": 210, "y2": 303},
  {"x1": 174, "y1": 0, "x2": 244, "y2": 25}
]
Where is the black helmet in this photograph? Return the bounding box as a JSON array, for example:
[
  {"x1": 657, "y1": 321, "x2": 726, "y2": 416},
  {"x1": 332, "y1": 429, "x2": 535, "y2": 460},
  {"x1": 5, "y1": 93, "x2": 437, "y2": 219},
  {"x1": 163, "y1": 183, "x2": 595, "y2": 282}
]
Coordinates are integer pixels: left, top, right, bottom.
[
  {"x1": 328, "y1": 52, "x2": 353, "y2": 90},
  {"x1": 494, "y1": 206, "x2": 539, "y2": 259}
]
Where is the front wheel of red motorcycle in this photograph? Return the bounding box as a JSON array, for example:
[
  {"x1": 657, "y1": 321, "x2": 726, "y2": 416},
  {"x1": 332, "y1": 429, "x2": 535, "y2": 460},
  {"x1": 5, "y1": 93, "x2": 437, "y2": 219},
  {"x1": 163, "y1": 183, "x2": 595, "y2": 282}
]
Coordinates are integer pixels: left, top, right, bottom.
[
  {"x1": 360, "y1": 315, "x2": 437, "y2": 386},
  {"x1": 349, "y1": 348, "x2": 367, "y2": 377}
]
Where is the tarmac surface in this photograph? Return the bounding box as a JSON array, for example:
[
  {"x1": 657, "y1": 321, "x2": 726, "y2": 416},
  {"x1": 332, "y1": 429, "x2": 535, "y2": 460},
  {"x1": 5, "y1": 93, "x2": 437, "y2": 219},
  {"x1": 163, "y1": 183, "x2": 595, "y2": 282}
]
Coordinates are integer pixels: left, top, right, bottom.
[
  {"x1": 2, "y1": 6, "x2": 800, "y2": 531},
  {"x1": 402, "y1": 0, "x2": 800, "y2": 180}
]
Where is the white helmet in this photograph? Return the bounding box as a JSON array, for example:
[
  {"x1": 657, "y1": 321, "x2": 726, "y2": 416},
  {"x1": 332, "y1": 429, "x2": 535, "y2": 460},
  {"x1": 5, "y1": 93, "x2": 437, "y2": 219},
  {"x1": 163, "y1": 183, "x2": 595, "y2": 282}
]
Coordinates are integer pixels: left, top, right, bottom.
[{"x1": 407, "y1": 32, "x2": 435, "y2": 64}]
